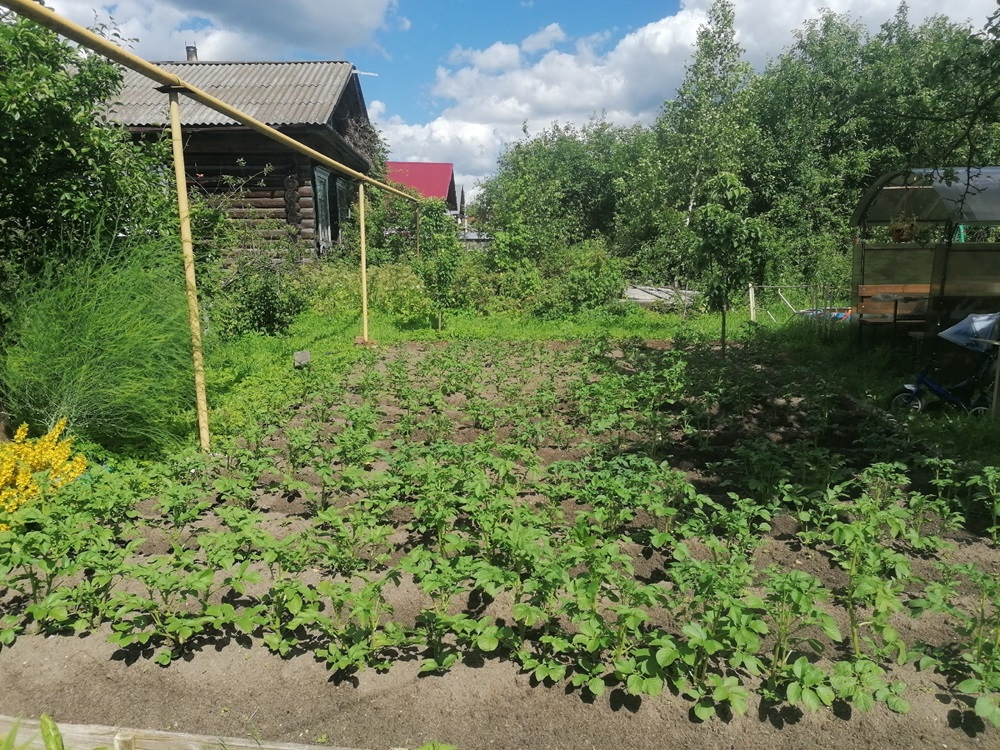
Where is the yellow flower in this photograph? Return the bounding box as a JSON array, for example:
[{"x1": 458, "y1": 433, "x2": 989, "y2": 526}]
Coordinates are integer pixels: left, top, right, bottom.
[{"x1": 0, "y1": 420, "x2": 87, "y2": 529}]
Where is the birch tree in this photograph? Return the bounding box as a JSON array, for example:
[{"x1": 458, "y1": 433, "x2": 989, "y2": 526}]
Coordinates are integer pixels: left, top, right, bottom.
[{"x1": 656, "y1": 0, "x2": 752, "y2": 222}]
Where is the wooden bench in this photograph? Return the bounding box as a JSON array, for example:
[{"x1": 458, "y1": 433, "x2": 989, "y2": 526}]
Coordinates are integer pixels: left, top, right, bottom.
[{"x1": 856, "y1": 283, "x2": 932, "y2": 339}]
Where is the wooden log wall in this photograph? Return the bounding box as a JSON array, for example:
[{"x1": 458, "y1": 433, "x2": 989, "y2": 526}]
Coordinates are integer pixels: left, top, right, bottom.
[
  {"x1": 186, "y1": 157, "x2": 321, "y2": 248},
  {"x1": 297, "y1": 165, "x2": 317, "y2": 242}
]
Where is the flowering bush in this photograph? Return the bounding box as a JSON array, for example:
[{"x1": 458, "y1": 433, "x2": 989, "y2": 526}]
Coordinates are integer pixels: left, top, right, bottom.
[{"x1": 0, "y1": 420, "x2": 87, "y2": 531}]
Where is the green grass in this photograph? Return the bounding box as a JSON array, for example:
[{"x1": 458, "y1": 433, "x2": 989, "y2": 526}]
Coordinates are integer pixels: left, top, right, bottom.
[
  {"x1": 200, "y1": 298, "x2": 1000, "y2": 462},
  {"x1": 0, "y1": 238, "x2": 195, "y2": 453},
  {"x1": 271, "y1": 303, "x2": 731, "y2": 345}
]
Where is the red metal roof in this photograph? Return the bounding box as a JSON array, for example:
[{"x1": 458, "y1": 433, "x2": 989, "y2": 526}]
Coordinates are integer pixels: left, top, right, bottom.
[{"x1": 386, "y1": 162, "x2": 458, "y2": 210}]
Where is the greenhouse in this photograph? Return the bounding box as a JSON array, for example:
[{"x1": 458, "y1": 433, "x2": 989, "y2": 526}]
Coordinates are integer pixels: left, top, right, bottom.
[{"x1": 852, "y1": 167, "x2": 1000, "y2": 341}]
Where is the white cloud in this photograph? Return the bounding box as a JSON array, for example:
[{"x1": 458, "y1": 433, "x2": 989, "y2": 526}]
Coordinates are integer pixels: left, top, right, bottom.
[
  {"x1": 376, "y1": 6, "x2": 707, "y2": 191},
  {"x1": 575, "y1": 30, "x2": 613, "y2": 57},
  {"x1": 46, "y1": 0, "x2": 397, "y2": 60},
  {"x1": 379, "y1": 0, "x2": 997, "y2": 193},
  {"x1": 522, "y1": 23, "x2": 567, "y2": 54},
  {"x1": 449, "y1": 42, "x2": 521, "y2": 72}
]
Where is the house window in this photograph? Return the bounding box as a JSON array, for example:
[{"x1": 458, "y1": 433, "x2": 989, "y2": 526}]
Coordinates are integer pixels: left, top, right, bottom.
[
  {"x1": 336, "y1": 177, "x2": 349, "y2": 231},
  {"x1": 314, "y1": 166, "x2": 333, "y2": 251}
]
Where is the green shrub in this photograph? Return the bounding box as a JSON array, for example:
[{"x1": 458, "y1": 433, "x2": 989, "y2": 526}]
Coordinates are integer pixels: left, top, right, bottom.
[
  {"x1": 534, "y1": 239, "x2": 626, "y2": 318},
  {"x1": 0, "y1": 17, "x2": 175, "y2": 335},
  {"x1": 413, "y1": 239, "x2": 625, "y2": 319},
  {"x1": 412, "y1": 199, "x2": 464, "y2": 329},
  {"x1": 448, "y1": 251, "x2": 496, "y2": 313},
  {"x1": 497, "y1": 260, "x2": 546, "y2": 312},
  {"x1": 0, "y1": 238, "x2": 194, "y2": 453},
  {"x1": 208, "y1": 249, "x2": 307, "y2": 339},
  {"x1": 289, "y1": 259, "x2": 433, "y2": 325},
  {"x1": 289, "y1": 260, "x2": 361, "y2": 318},
  {"x1": 370, "y1": 263, "x2": 433, "y2": 324}
]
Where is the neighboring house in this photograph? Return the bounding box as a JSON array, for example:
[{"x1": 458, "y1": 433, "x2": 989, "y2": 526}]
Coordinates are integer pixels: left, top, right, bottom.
[
  {"x1": 110, "y1": 56, "x2": 373, "y2": 252},
  {"x1": 386, "y1": 162, "x2": 459, "y2": 212},
  {"x1": 459, "y1": 226, "x2": 491, "y2": 251}
]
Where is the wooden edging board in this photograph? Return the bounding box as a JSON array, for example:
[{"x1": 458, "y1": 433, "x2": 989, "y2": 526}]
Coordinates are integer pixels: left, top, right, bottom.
[{"x1": 0, "y1": 716, "x2": 367, "y2": 750}]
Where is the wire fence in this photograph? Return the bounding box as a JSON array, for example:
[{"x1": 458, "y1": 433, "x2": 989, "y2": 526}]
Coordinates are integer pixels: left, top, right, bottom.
[{"x1": 748, "y1": 284, "x2": 852, "y2": 330}]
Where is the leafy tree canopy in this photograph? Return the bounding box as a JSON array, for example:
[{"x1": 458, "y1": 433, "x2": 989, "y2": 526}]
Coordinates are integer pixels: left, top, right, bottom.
[
  {"x1": 473, "y1": 117, "x2": 634, "y2": 269},
  {"x1": 0, "y1": 12, "x2": 172, "y2": 320},
  {"x1": 471, "y1": 0, "x2": 1000, "y2": 303}
]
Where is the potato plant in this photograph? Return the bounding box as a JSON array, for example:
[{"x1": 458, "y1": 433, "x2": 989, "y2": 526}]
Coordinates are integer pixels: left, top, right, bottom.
[{"x1": 0, "y1": 336, "x2": 997, "y2": 729}]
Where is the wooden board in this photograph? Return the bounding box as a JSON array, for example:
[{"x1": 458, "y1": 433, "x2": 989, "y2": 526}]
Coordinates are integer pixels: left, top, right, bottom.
[
  {"x1": 0, "y1": 717, "x2": 361, "y2": 750},
  {"x1": 857, "y1": 300, "x2": 927, "y2": 315},
  {"x1": 858, "y1": 284, "x2": 932, "y2": 296}
]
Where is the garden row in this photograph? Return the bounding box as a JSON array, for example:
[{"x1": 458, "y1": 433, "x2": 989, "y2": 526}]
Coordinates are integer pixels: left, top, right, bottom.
[{"x1": 1, "y1": 338, "x2": 998, "y2": 726}]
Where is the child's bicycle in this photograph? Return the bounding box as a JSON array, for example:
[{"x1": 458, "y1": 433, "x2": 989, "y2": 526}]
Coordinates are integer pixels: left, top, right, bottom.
[{"x1": 888, "y1": 313, "x2": 999, "y2": 415}]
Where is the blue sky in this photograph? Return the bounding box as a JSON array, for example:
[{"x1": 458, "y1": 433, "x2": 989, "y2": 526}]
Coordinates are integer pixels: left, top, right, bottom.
[
  {"x1": 45, "y1": 0, "x2": 999, "y2": 195},
  {"x1": 350, "y1": 2, "x2": 679, "y2": 122}
]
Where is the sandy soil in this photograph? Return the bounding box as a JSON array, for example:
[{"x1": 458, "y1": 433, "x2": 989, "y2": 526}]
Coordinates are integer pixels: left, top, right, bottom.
[{"x1": 1, "y1": 626, "x2": 996, "y2": 750}]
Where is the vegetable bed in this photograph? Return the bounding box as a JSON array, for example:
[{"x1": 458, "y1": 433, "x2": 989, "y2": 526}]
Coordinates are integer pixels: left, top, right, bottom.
[{"x1": 1, "y1": 337, "x2": 998, "y2": 749}]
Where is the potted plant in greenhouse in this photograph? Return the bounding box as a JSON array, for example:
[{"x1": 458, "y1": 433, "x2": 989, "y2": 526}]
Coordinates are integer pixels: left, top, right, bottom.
[
  {"x1": 888, "y1": 214, "x2": 935, "y2": 244},
  {"x1": 889, "y1": 214, "x2": 917, "y2": 242}
]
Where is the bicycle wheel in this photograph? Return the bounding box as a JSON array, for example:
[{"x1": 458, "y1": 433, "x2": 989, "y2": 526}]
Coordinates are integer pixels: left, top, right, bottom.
[
  {"x1": 969, "y1": 393, "x2": 993, "y2": 417},
  {"x1": 888, "y1": 387, "x2": 924, "y2": 413}
]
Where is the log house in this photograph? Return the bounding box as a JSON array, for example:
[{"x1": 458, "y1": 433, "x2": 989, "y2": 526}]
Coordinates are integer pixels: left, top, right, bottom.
[{"x1": 110, "y1": 58, "x2": 372, "y2": 252}]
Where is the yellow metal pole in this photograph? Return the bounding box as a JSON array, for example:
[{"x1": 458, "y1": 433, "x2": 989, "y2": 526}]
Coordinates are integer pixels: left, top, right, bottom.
[
  {"x1": 0, "y1": 0, "x2": 417, "y2": 203},
  {"x1": 167, "y1": 91, "x2": 211, "y2": 451},
  {"x1": 359, "y1": 184, "x2": 369, "y2": 344}
]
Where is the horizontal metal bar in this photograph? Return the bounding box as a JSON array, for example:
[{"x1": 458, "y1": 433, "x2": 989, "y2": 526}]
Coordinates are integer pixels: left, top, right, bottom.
[{"x1": 0, "y1": 0, "x2": 418, "y2": 203}]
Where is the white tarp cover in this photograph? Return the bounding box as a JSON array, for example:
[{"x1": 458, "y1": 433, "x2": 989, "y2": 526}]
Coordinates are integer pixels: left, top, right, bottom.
[{"x1": 938, "y1": 312, "x2": 1000, "y2": 352}]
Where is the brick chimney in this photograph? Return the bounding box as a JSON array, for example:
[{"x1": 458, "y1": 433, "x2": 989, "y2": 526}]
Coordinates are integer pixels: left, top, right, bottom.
[{"x1": 185, "y1": 44, "x2": 198, "y2": 62}]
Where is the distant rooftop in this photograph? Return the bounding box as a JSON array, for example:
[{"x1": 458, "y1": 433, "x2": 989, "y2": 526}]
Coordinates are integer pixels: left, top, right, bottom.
[{"x1": 386, "y1": 161, "x2": 458, "y2": 211}]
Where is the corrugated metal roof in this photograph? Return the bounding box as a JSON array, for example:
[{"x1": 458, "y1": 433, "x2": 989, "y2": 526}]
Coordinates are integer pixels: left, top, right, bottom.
[
  {"x1": 386, "y1": 162, "x2": 458, "y2": 209},
  {"x1": 110, "y1": 61, "x2": 357, "y2": 127}
]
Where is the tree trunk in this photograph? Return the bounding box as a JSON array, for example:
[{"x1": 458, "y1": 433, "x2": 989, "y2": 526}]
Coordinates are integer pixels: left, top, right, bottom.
[
  {"x1": 683, "y1": 166, "x2": 702, "y2": 228},
  {"x1": 720, "y1": 300, "x2": 728, "y2": 357},
  {"x1": 0, "y1": 401, "x2": 10, "y2": 442}
]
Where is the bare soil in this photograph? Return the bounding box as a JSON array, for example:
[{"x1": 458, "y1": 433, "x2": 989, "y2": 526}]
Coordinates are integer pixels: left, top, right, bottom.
[
  {"x1": 1, "y1": 622, "x2": 997, "y2": 750},
  {"x1": 2, "y1": 339, "x2": 999, "y2": 750}
]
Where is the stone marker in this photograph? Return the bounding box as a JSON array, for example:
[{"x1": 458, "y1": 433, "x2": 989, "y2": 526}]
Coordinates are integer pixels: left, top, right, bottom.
[{"x1": 293, "y1": 350, "x2": 311, "y2": 369}]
